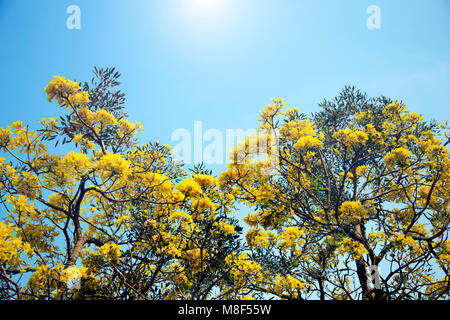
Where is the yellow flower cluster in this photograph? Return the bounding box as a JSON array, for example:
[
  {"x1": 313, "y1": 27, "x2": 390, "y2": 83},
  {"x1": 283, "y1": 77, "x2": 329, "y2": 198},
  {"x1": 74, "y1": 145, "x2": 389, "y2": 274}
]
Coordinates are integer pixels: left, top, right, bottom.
[
  {"x1": 185, "y1": 248, "x2": 202, "y2": 260},
  {"x1": 93, "y1": 109, "x2": 118, "y2": 127},
  {"x1": 184, "y1": 248, "x2": 210, "y2": 272},
  {"x1": 168, "y1": 263, "x2": 193, "y2": 289},
  {"x1": 252, "y1": 185, "x2": 277, "y2": 205},
  {"x1": 45, "y1": 75, "x2": 89, "y2": 107},
  {"x1": 118, "y1": 118, "x2": 135, "y2": 132},
  {"x1": 338, "y1": 237, "x2": 368, "y2": 260},
  {"x1": 73, "y1": 134, "x2": 96, "y2": 151},
  {"x1": 280, "y1": 119, "x2": 324, "y2": 150},
  {"x1": 246, "y1": 228, "x2": 272, "y2": 248},
  {"x1": 364, "y1": 123, "x2": 382, "y2": 142},
  {"x1": 191, "y1": 197, "x2": 217, "y2": 212},
  {"x1": 168, "y1": 211, "x2": 195, "y2": 234},
  {"x1": 15, "y1": 171, "x2": 41, "y2": 199},
  {"x1": 218, "y1": 221, "x2": 235, "y2": 234},
  {"x1": 244, "y1": 212, "x2": 260, "y2": 227},
  {"x1": 425, "y1": 278, "x2": 450, "y2": 299},
  {"x1": 383, "y1": 101, "x2": 405, "y2": 115},
  {"x1": 0, "y1": 221, "x2": 33, "y2": 269},
  {"x1": 273, "y1": 274, "x2": 305, "y2": 299},
  {"x1": 355, "y1": 165, "x2": 368, "y2": 177},
  {"x1": 27, "y1": 264, "x2": 58, "y2": 292},
  {"x1": 259, "y1": 98, "x2": 285, "y2": 125},
  {"x1": 96, "y1": 153, "x2": 131, "y2": 181},
  {"x1": 6, "y1": 194, "x2": 35, "y2": 217},
  {"x1": 68, "y1": 91, "x2": 90, "y2": 107},
  {"x1": 97, "y1": 243, "x2": 122, "y2": 262},
  {"x1": 177, "y1": 178, "x2": 203, "y2": 198},
  {"x1": 384, "y1": 147, "x2": 412, "y2": 168},
  {"x1": 27, "y1": 263, "x2": 96, "y2": 294},
  {"x1": 192, "y1": 173, "x2": 219, "y2": 189},
  {"x1": 438, "y1": 254, "x2": 450, "y2": 268},
  {"x1": 333, "y1": 129, "x2": 369, "y2": 149},
  {"x1": 0, "y1": 127, "x2": 12, "y2": 147},
  {"x1": 392, "y1": 233, "x2": 415, "y2": 247},
  {"x1": 39, "y1": 117, "x2": 59, "y2": 137},
  {"x1": 142, "y1": 172, "x2": 173, "y2": 190},
  {"x1": 118, "y1": 118, "x2": 143, "y2": 138},
  {"x1": 225, "y1": 252, "x2": 263, "y2": 286},
  {"x1": 6, "y1": 121, "x2": 39, "y2": 155},
  {"x1": 76, "y1": 108, "x2": 118, "y2": 133},
  {"x1": 229, "y1": 133, "x2": 277, "y2": 165},
  {"x1": 368, "y1": 231, "x2": 388, "y2": 244},
  {"x1": 61, "y1": 151, "x2": 91, "y2": 175},
  {"x1": 278, "y1": 227, "x2": 304, "y2": 252},
  {"x1": 339, "y1": 201, "x2": 368, "y2": 222}
]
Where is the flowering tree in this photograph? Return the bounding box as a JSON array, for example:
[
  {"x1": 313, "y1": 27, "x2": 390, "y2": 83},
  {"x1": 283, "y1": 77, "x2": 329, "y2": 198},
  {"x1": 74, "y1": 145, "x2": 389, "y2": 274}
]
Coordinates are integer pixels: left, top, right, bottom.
[
  {"x1": 220, "y1": 87, "x2": 450, "y2": 300},
  {"x1": 1, "y1": 69, "x2": 448, "y2": 300},
  {"x1": 0, "y1": 68, "x2": 257, "y2": 300}
]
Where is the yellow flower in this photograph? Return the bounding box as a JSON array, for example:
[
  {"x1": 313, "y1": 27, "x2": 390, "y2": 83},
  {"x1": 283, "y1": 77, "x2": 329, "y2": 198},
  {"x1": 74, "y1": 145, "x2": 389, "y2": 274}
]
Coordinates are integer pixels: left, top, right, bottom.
[
  {"x1": 73, "y1": 134, "x2": 84, "y2": 144},
  {"x1": 177, "y1": 178, "x2": 203, "y2": 197},
  {"x1": 246, "y1": 228, "x2": 271, "y2": 248},
  {"x1": 45, "y1": 75, "x2": 89, "y2": 107},
  {"x1": 294, "y1": 135, "x2": 323, "y2": 150},
  {"x1": 93, "y1": 109, "x2": 118, "y2": 128},
  {"x1": 0, "y1": 221, "x2": 33, "y2": 268},
  {"x1": 117, "y1": 119, "x2": 142, "y2": 138},
  {"x1": 225, "y1": 252, "x2": 262, "y2": 284},
  {"x1": 97, "y1": 243, "x2": 122, "y2": 262},
  {"x1": 384, "y1": 147, "x2": 412, "y2": 168},
  {"x1": 0, "y1": 127, "x2": 12, "y2": 146},
  {"x1": 192, "y1": 173, "x2": 218, "y2": 188},
  {"x1": 61, "y1": 151, "x2": 91, "y2": 174},
  {"x1": 218, "y1": 221, "x2": 235, "y2": 234},
  {"x1": 68, "y1": 91, "x2": 90, "y2": 106},
  {"x1": 259, "y1": 98, "x2": 285, "y2": 124},
  {"x1": 274, "y1": 274, "x2": 305, "y2": 298},
  {"x1": 280, "y1": 119, "x2": 323, "y2": 150},
  {"x1": 244, "y1": 212, "x2": 260, "y2": 227},
  {"x1": 96, "y1": 153, "x2": 131, "y2": 180},
  {"x1": 355, "y1": 165, "x2": 368, "y2": 176},
  {"x1": 169, "y1": 211, "x2": 195, "y2": 233},
  {"x1": 338, "y1": 237, "x2": 368, "y2": 260},
  {"x1": 333, "y1": 129, "x2": 368, "y2": 148},
  {"x1": 278, "y1": 227, "x2": 304, "y2": 249},
  {"x1": 340, "y1": 201, "x2": 368, "y2": 222}
]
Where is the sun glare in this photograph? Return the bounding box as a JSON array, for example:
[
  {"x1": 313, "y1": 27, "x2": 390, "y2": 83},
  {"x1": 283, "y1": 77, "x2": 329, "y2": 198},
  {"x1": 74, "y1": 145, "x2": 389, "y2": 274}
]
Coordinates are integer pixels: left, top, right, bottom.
[
  {"x1": 191, "y1": 0, "x2": 224, "y2": 17},
  {"x1": 160, "y1": 0, "x2": 243, "y2": 44},
  {"x1": 195, "y1": 0, "x2": 218, "y2": 7},
  {"x1": 171, "y1": 0, "x2": 232, "y2": 31}
]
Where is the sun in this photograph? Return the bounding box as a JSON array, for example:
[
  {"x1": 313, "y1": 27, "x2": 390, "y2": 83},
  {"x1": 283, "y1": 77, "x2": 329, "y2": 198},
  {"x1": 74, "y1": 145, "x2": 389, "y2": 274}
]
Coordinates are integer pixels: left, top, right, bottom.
[
  {"x1": 192, "y1": 0, "x2": 222, "y2": 15},
  {"x1": 163, "y1": 0, "x2": 240, "y2": 40},
  {"x1": 195, "y1": 0, "x2": 218, "y2": 6},
  {"x1": 175, "y1": 0, "x2": 229, "y2": 27}
]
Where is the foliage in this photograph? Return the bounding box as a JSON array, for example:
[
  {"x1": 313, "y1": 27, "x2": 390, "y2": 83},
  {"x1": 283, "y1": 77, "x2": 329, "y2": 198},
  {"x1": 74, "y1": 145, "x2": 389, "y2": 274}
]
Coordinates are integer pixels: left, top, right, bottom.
[
  {"x1": 220, "y1": 87, "x2": 450, "y2": 300},
  {"x1": 0, "y1": 68, "x2": 251, "y2": 300},
  {"x1": 0, "y1": 69, "x2": 449, "y2": 300}
]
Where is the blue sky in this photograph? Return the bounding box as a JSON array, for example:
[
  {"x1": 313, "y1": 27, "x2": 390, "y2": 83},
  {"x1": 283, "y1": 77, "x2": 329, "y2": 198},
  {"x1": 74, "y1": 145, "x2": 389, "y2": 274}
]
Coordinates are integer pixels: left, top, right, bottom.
[
  {"x1": 1, "y1": 0, "x2": 449, "y2": 295},
  {"x1": 1, "y1": 0, "x2": 450, "y2": 172}
]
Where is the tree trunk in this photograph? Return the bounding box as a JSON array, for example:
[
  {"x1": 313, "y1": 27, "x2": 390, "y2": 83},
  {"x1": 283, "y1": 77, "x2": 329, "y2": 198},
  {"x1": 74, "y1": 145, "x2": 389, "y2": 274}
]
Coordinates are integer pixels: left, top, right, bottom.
[
  {"x1": 354, "y1": 223, "x2": 371, "y2": 300},
  {"x1": 56, "y1": 236, "x2": 87, "y2": 300}
]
